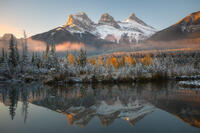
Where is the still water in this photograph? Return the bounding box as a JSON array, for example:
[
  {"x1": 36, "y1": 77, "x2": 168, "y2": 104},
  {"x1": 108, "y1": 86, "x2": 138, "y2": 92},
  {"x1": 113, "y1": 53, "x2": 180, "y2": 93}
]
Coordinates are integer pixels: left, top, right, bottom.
[{"x1": 0, "y1": 82, "x2": 200, "y2": 133}]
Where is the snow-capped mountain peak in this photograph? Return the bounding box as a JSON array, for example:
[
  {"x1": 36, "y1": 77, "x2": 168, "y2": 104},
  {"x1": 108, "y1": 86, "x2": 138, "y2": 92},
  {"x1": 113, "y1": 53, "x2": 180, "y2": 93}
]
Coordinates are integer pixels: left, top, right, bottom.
[
  {"x1": 98, "y1": 13, "x2": 121, "y2": 29},
  {"x1": 31, "y1": 12, "x2": 157, "y2": 47},
  {"x1": 63, "y1": 12, "x2": 95, "y2": 33},
  {"x1": 125, "y1": 13, "x2": 148, "y2": 26}
]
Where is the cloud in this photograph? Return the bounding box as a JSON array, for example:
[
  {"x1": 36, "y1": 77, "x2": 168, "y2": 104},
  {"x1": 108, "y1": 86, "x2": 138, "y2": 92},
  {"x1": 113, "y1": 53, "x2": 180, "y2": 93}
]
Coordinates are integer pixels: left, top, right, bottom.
[
  {"x1": 27, "y1": 39, "x2": 86, "y2": 52},
  {"x1": 55, "y1": 42, "x2": 85, "y2": 51},
  {"x1": 27, "y1": 39, "x2": 47, "y2": 52}
]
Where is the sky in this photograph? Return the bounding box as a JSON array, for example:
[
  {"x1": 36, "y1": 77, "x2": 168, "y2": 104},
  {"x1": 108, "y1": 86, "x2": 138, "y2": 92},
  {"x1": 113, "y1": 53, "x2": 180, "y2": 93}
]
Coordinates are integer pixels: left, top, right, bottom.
[{"x1": 0, "y1": 0, "x2": 199, "y2": 38}]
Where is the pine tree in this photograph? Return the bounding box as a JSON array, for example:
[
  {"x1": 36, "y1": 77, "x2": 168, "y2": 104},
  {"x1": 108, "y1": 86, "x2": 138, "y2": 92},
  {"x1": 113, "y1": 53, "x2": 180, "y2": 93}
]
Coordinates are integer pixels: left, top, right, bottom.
[
  {"x1": 48, "y1": 43, "x2": 59, "y2": 70},
  {"x1": 22, "y1": 31, "x2": 28, "y2": 63},
  {"x1": 8, "y1": 35, "x2": 18, "y2": 69},
  {"x1": 2, "y1": 48, "x2": 5, "y2": 61},
  {"x1": 44, "y1": 38, "x2": 59, "y2": 70},
  {"x1": 45, "y1": 44, "x2": 49, "y2": 55},
  {"x1": 20, "y1": 31, "x2": 29, "y2": 73},
  {"x1": 78, "y1": 49, "x2": 87, "y2": 67},
  {"x1": 31, "y1": 52, "x2": 35, "y2": 64},
  {"x1": 15, "y1": 43, "x2": 19, "y2": 63},
  {"x1": 21, "y1": 88, "x2": 29, "y2": 123},
  {"x1": 9, "y1": 89, "x2": 19, "y2": 120}
]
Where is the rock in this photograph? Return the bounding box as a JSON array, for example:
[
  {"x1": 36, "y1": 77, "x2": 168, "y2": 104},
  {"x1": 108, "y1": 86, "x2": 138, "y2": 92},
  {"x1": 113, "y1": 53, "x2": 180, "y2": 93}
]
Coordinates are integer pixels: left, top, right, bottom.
[
  {"x1": 54, "y1": 73, "x2": 66, "y2": 81},
  {"x1": 0, "y1": 76, "x2": 7, "y2": 81},
  {"x1": 71, "y1": 77, "x2": 82, "y2": 83},
  {"x1": 91, "y1": 75, "x2": 98, "y2": 83},
  {"x1": 43, "y1": 75, "x2": 54, "y2": 84},
  {"x1": 98, "y1": 13, "x2": 120, "y2": 28},
  {"x1": 24, "y1": 75, "x2": 35, "y2": 83}
]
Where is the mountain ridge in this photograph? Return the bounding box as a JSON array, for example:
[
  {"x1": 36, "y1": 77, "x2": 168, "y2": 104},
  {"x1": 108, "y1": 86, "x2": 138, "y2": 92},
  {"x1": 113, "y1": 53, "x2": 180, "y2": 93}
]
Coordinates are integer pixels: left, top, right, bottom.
[
  {"x1": 30, "y1": 11, "x2": 156, "y2": 50},
  {"x1": 149, "y1": 11, "x2": 200, "y2": 41}
]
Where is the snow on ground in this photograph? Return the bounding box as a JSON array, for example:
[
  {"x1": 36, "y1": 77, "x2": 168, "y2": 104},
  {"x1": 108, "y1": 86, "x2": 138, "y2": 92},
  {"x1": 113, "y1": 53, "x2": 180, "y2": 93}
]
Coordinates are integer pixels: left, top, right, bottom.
[{"x1": 179, "y1": 80, "x2": 200, "y2": 88}]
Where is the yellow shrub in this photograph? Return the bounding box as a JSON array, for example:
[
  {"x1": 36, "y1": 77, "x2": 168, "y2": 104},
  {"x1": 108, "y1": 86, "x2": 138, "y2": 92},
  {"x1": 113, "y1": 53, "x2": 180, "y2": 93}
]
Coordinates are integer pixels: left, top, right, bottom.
[
  {"x1": 68, "y1": 54, "x2": 74, "y2": 65},
  {"x1": 128, "y1": 56, "x2": 133, "y2": 65},
  {"x1": 111, "y1": 57, "x2": 119, "y2": 69},
  {"x1": 139, "y1": 54, "x2": 151, "y2": 66},
  {"x1": 43, "y1": 53, "x2": 47, "y2": 61},
  {"x1": 76, "y1": 58, "x2": 81, "y2": 65},
  {"x1": 118, "y1": 57, "x2": 125, "y2": 67},
  {"x1": 98, "y1": 56, "x2": 104, "y2": 66},
  {"x1": 124, "y1": 56, "x2": 129, "y2": 65},
  {"x1": 139, "y1": 58, "x2": 145, "y2": 64},
  {"x1": 145, "y1": 54, "x2": 151, "y2": 66},
  {"x1": 132, "y1": 57, "x2": 136, "y2": 65},
  {"x1": 89, "y1": 58, "x2": 96, "y2": 65},
  {"x1": 105, "y1": 57, "x2": 112, "y2": 67}
]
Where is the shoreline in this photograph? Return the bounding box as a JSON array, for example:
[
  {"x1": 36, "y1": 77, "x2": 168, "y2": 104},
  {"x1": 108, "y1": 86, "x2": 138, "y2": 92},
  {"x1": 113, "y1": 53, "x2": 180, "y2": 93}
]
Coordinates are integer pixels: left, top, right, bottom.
[{"x1": 1, "y1": 73, "x2": 200, "y2": 86}]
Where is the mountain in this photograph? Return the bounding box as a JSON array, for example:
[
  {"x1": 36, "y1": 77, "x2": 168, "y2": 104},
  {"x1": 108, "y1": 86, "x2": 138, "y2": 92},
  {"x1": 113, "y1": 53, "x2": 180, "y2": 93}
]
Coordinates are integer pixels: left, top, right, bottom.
[
  {"x1": 98, "y1": 13, "x2": 121, "y2": 28},
  {"x1": 31, "y1": 86, "x2": 155, "y2": 127},
  {"x1": 63, "y1": 12, "x2": 95, "y2": 33},
  {"x1": 0, "y1": 33, "x2": 17, "y2": 41},
  {"x1": 94, "y1": 13, "x2": 156, "y2": 43},
  {"x1": 0, "y1": 34, "x2": 20, "y2": 50},
  {"x1": 30, "y1": 12, "x2": 156, "y2": 51},
  {"x1": 149, "y1": 11, "x2": 200, "y2": 41}
]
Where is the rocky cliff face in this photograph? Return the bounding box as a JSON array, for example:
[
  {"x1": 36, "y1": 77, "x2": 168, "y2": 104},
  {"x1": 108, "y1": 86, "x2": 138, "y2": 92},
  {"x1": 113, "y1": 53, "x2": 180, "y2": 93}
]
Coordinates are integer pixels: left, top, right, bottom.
[
  {"x1": 98, "y1": 13, "x2": 121, "y2": 29},
  {"x1": 125, "y1": 13, "x2": 148, "y2": 26},
  {"x1": 63, "y1": 12, "x2": 95, "y2": 32},
  {"x1": 149, "y1": 11, "x2": 200, "y2": 41}
]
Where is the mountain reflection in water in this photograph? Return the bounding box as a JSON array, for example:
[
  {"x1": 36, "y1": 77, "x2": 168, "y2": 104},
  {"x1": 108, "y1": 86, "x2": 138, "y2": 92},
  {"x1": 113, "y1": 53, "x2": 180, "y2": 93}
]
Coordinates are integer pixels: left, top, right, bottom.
[{"x1": 0, "y1": 82, "x2": 200, "y2": 130}]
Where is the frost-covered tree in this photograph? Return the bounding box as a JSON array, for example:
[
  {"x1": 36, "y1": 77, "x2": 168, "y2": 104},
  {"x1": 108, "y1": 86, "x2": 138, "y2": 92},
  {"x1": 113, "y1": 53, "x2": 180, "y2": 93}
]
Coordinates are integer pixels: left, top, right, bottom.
[
  {"x1": 43, "y1": 38, "x2": 59, "y2": 71},
  {"x1": 64, "y1": 51, "x2": 69, "y2": 69},
  {"x1": 48, "y1": 44, "x2": 59, "y2": 70},
  {"x1": 31, "y1": 52, "x2": 35, "y2": 64},
  {"x1": 21, "y1": 88, "x2": 29, "y2": 123},
  {"x1": 78, "y1": 49, "x2": 87, "y2": 67},
  {"x1": 34, "y1": 53, "x2": 42, "y2": 69},
  {"x1": 20, "y1": 31, "x2": 29, "y2": 73},
  {"x1": 8, "y1": 89, "x2": 19, "y2": 120},
  {"x1": 1, "y1": 48, "x2": 5, "y2": 61},
  {"x1": 21, "y1": 31, "x2": 28, "y2": 63},
  {"x1": 15, "y1": 43, "x2": 19, "y2": 63},
  {"x1": 8, "y1": 34, "x2": 19, "y2": 70}
]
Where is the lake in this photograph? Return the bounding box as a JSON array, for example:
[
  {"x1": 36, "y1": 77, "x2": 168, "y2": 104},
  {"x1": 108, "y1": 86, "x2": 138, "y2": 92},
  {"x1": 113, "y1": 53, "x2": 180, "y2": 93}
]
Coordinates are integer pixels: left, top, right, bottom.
[{"x1": 0, "y1": 82, "x2": 200, "y2": 133}]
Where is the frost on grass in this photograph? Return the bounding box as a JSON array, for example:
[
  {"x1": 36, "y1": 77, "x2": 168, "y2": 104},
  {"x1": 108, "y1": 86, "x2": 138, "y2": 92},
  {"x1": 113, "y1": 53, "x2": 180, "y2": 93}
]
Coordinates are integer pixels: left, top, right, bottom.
[
  {"x1": 179, "y1": 80, "x2": 200, "y2": 88},
  {"x1": 1, "y1": 38, "x2": 200, "y2": 84}
]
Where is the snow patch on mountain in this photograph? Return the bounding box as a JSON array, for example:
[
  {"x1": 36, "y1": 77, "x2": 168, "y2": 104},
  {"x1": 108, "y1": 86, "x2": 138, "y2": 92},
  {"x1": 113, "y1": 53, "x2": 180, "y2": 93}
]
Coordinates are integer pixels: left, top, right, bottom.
[{"x1": 62, "y1": 12, "x2": 157, "y2": 43}]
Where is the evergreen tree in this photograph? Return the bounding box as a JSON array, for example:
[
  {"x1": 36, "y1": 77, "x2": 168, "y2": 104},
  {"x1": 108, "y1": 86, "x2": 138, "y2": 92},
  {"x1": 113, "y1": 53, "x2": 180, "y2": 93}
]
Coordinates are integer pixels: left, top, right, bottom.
[
  {"x1": 8, "y1": 35, "x2": 18, "y2": 69},
  {"x1": 8, "y1": 89, "x2": 19, "y2": 120},
  {"x1": 45, "y1": 44, "x2": 49, "y2": 55},
  {"x1": 21, "y1": 88, "x2": 29, "y2": 123},
  {"x1": 48, "y1": 44, "x2": 59, "y2": 70},
  {"x1": 2, "y1": 48, "x2": 5, "y2": 61},
  {"x1": 15, "y1": 43, "x2": 19, "y2": 63},
  {"x1": 31, "y1": 52, "x2": 35, "y2": 64},
  {"x1": 78, "y1": 49, "x2": 87, "y2": 67},
  {"x1": 44, "y1": 38, "x2": 59, "y2": 70},
  {"x1": 22, "y1": 31, "x2": 28, "y2": 64}
]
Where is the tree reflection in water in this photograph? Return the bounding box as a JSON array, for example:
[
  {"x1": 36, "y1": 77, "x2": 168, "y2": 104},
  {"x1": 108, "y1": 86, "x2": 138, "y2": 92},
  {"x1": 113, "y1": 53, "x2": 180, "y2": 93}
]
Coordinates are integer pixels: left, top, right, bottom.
[{"x1": 0, "y1": 82, "x2": 200, "y2": 128}]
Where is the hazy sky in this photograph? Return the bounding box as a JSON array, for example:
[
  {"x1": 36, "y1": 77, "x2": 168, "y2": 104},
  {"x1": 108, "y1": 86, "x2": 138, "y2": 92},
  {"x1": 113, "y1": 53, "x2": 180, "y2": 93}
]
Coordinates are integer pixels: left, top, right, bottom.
[{"x1": 0, "y1": 0, "x2": 199, "y2": 38}]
